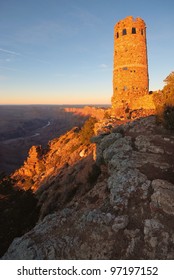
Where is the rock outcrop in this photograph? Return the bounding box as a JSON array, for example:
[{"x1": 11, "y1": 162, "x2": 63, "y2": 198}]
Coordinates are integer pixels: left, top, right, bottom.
[
  {"x1": 12, "y1": 127, "x2": 95, "y2": 192},
  {"x1": 64, "y1": 106, "x2": 107, "y2": 120},
  {"x1": 2, "y1": 115, "x2": 174, "y2": 259}
]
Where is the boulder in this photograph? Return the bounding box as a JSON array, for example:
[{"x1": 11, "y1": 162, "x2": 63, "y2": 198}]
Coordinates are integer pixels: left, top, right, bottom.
[
  {"x1": 151, "y1": 179, "x2": 174, "y2": 215},
  {"x1": 108, "y1": 168, "x2": 150, "y2": 210}
]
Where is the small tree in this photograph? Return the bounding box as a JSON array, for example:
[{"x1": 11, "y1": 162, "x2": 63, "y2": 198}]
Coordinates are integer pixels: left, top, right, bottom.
[
  {"x1": 80, "y1": 117, "x2": 97, "y2": 144},
  {"x1": 104, "y1": 110, "x2": 111, "y2": 119},
  {"x1": 153, "y1": 72, "x2": 174, "y2": 125},
  {"x1": 163, "y1": 71, "x2": 174, "y2": 96}
]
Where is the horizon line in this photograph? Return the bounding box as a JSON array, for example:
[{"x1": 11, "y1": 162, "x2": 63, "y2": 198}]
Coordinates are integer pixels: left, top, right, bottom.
[{"x1": 0, "y1": 103, "x2": 111, "y2": 106}]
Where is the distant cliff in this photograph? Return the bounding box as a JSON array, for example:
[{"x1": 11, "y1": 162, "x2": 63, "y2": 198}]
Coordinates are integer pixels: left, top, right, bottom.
[
  {"x1": 64, "y1": 106, "x2": 108, "y2": 119},
  {"x1": 2, "y1": 115, "x2": 174, "y2": 260}
]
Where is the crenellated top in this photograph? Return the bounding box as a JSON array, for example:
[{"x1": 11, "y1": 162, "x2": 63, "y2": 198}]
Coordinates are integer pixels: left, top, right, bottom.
[
  {"x1": 115, "y1": 16, "x2": 146, "y2": 29},
  {"x1": 114, "y1": 16, "x2": 146, "y2": 38}
]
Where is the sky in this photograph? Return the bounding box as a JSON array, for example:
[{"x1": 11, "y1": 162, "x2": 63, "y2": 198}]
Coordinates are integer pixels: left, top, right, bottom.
[{"x1": 0, "y1": 0, "x2": 174, "y2": 105}]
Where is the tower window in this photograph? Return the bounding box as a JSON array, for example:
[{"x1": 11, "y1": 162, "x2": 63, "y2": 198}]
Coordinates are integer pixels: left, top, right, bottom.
[
  {"x1": 122, "y1": 29, "x2": 127, "y2": 35},
  {"x1": 132, "y1": 27, "x2": 136, "y2": 34},
  {"x1": 123, "y1": 67, "x2": 128, "y2": 70},
  {"x1": 141, "y1": 29, "x2": 144, "y2": 35},
  {"x1": 116, "y1": 32, "x2": 119, "y2": 38}
]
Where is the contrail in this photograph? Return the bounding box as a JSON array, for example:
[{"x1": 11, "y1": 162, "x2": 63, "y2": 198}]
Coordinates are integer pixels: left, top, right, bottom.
[{"x1": 0, "y1": 48, "x2": 20, "y2": 56}]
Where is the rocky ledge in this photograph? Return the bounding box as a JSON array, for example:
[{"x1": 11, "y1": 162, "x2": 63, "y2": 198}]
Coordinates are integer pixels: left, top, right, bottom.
[{"x1": 2, "y1": 116, "x2": 174, "y2": 259}]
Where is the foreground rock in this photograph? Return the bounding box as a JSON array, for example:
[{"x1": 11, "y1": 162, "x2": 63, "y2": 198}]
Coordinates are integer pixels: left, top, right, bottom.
[{"x1": 2, "y1": 116, "x2": 174, "y2": 259}]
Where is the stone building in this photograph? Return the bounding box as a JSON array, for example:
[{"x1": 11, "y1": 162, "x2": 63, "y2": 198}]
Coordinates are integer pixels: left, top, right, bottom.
[{"x1": 112, "y1": 16, "x2": 154, "y2": 117}]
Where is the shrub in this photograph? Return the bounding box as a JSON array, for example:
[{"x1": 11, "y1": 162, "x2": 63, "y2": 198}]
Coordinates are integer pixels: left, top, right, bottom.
[
  {"x1": 152, "y1": 90, "x2": 174, "y2": 126},
  {"x1": 163, "y1": 105, "x2": 174, "y2": 130},
  {"x1": 104, "y1": 110, "x2": 111, "y2": 119},
  {"x1": 152, "y1": 72, "x2": 174, "y2": 125},
  {"x1": 80, "y1": 117, "x2": 97, "y2": 144}
]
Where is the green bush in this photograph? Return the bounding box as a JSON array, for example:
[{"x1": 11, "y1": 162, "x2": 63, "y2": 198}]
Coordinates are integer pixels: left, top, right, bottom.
[
  {"x1": 104, "y1": 110, "x2": 111, "y2": 119},
  {"x1": 152, "y1": 72, "x2": 174, "y2": 126},
  {"x1": 80, "y1": 117, "x2": 97, "y2": 144}
]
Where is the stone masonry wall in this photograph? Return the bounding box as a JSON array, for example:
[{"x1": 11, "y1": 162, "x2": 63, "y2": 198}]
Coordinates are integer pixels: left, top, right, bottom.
[{"x1": 112, "y1": 16, "x2": 151, "y2": 116}]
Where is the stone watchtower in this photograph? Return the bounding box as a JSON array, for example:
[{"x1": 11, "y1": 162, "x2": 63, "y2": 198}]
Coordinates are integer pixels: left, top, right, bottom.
[{"x1": 112, "y1": 16, "x2": 149, "y2": 117}]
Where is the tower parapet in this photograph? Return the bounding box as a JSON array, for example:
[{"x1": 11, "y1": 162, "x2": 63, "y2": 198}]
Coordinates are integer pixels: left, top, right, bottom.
[{"x1": 112, "y1": 16, "x2": 150, "y2": 117}]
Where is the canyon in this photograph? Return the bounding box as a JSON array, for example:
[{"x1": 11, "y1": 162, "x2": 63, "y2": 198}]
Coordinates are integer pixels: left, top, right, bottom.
[
  {"x1": 1, "y1": 107, "x2": 174, "y2": 259},
  {"x1": 0, "y1": 105, "x2": 96, "y2": 175}
]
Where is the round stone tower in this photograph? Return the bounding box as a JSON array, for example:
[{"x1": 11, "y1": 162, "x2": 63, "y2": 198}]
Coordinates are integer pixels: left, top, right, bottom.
[{"x1": 112, "y1": 16, "x2": 149, "y2": 117}]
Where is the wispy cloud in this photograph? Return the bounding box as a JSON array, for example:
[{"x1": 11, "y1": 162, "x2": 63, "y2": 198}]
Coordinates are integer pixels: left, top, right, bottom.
[
  {"x1": 0, "y1": 48, "x2": 20, "y2": 56},
  {"x1": 15, "y1": 20, "x2": 79, "y2": 45},
  {"x1": 98, "y1": 64, "x2": 111, "y2": 72},
  {"x1": 0, "y1": 48, "x2": 21, "y2": 72},
  {"x1": 0, "y1": 46, "x2": 51, "y2": 68},
  {"x1": 99, "y1": 63, "x2": 109, "y2": 69}
]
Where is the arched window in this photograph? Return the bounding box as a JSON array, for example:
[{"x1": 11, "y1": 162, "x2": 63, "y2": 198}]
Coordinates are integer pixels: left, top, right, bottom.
[
  {"x1": 132, "y1": 27, "x2": 136, "y2": 34},
  {"x1": 122, "y1": 29, "x2": 127, "y2": 35},
  {"x1": 141, "y1": 29, "x2": 144, "y2": 35},
  {"x1": 116, "y1": 32, "x2": 119, "y2": 38}
]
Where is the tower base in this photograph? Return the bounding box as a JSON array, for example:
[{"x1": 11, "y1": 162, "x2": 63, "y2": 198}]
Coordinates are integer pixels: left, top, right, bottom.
[{"x1": 111, "y1": 91, "x2": 156, "y2": 119}]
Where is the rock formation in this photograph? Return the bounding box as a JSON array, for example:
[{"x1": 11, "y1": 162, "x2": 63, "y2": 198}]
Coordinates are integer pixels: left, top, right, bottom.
[
  {"x1": 2, "y1": 115, "x2": 174, "y2": 259},
  {"x1": 64, "y1": 106, "x2": 107, "y2": 120},
  {"x1": 12, "y1": 127, "x2": 95, "y2": 193}
]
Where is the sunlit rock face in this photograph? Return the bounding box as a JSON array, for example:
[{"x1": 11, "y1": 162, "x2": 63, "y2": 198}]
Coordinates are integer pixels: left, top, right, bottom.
[
  {"x1": 112, "y1": 16, "x2": 155, "y2": 118},
  {"x1": 3, "y1": 116, "x2": 174, "y2": 260},
  {"x1": 12, "y1": 127, "x2": 95, "y2": 192}
]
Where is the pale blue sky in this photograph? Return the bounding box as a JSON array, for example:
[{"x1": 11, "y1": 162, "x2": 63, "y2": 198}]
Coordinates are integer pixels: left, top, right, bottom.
[{"x1": 0, "y1": 0, "x2": 174, "y2": 104}]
